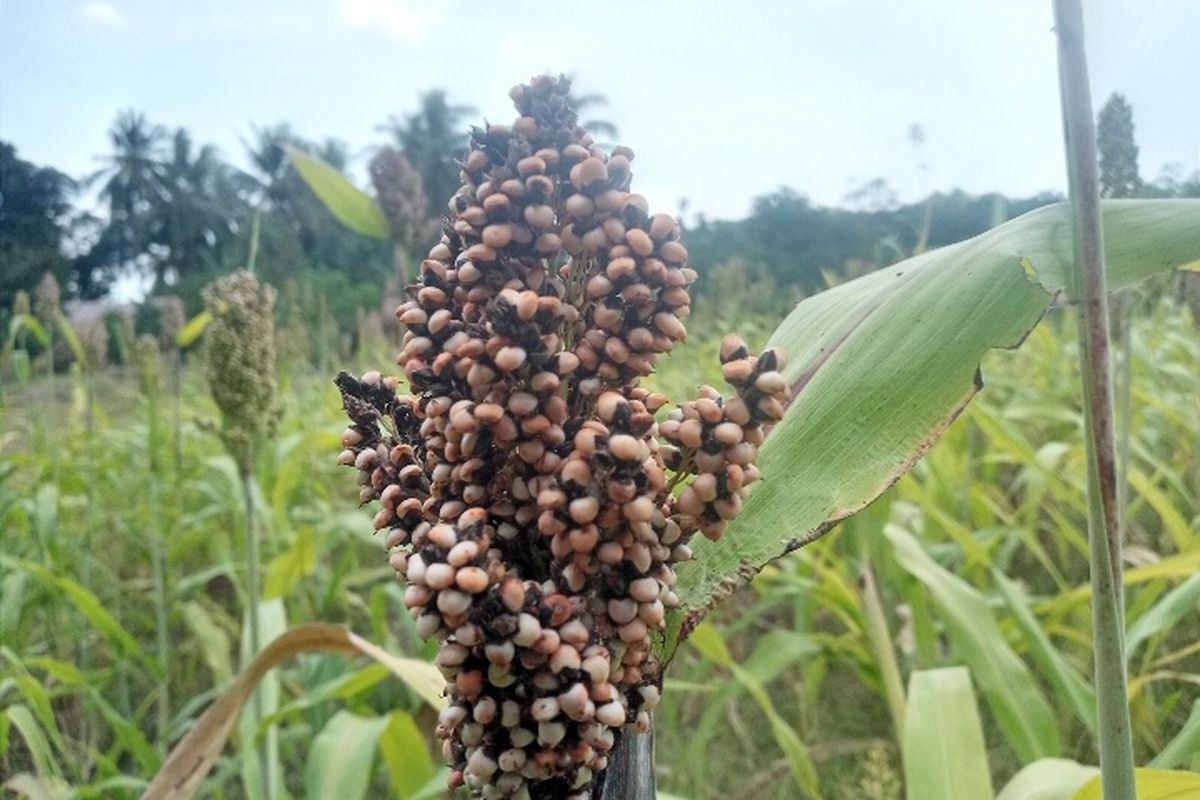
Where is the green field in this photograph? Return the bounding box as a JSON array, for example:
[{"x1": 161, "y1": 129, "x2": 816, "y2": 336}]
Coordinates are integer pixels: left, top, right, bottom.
[{"x1": 3, "y1": 289, "x2": 1198, "y2": 798}]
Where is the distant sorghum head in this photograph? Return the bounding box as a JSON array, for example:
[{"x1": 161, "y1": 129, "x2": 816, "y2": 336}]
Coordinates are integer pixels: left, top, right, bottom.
[
  {"x1": 12, "y1": 290, "x2": 32, "y2": 318},
  {"x1": 336, "y1": 75, "x2": 788, "y2": 800},
  {"x1": 159, "y1": 295, "x2": 186, "y2": 351},
  {"x1": 135, "y1": 334, "x2": 163, "y2": 398},
  {"x1": 79, "y1": 319, "x2": 109, "y2": 369},
  {"x1": 370, "y1": 145, "x2": 437, "y2": 251},
  {"x1": 33, "y1": 272, "x2": 61, "y2": 326},
  {"x1": 203, "y1": 270, "x2": 278, "y2": 474}
]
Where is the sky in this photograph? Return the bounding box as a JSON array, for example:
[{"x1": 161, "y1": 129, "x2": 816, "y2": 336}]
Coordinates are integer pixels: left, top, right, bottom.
[{"x1": 1, "y1": 0, "x2": 1198, "y2": 222}]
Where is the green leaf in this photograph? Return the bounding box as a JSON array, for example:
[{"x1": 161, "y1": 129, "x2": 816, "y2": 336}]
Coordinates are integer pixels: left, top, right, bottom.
[
  {"x1": 379, "y1": 711, "x2": 435, "y2": 799},
  {"x1": 175, "y1": 310, "x2": 211, "y2": 348},
  {"x1": 741, "y1": 629, "x2": 821, "y2": 684},
  {"x1": 1, "y1": 571, "x2": 28, "y2": 643},
  {"x1": 7, "y1": 314, "x2": 49, "y2": 348},
  {"x1": 239, "y1": 598, "x2": 287, "y2": 800},
  {"x1": 0, "y1": 648, "x2": 69, "y2": 765},
  {"x1": 258, "y1": 663, "x2": 390, "y2": 732},
  {"x1": 688, "y1": 621, "x2": 821, "y2": 798},
  {"x1": 4, "y1": 705, "x2": 60, "y2": 780},
  {"x1": 86, "y1": 687, "x2": 162, "y2": 775},
  {"x1": 686, "y1": 619, "x2": 733, "y2": 666},
  {"x1": 181, "y1": 601, "x2": 234, "y2": 685},
  {"x1": 671, "y1": 200, "x2": 1200, "y2": 639},
  {"x1": 884, "y1": 525, "x2": 1060, "y2": 761},
  {"x1": 1127, "y1": 468, "x2": 1195, "y2": 552},
  {"x1": 305, "y1": 711, "x2": 389, "y2": 800},
  {"x1": 142, "y1": 624, "x2": 444, "y2": 800},
  {"x1": 996, "y1": 758, "x2": 1098, "y2": 800},
  {"x1": 993, "y1": 571, "x2": 1097, "y2": 734},
  {"x1": 2, "y1": 772, "x2": 71, "y2": 800},
  {"x1": 0, "y1": 556, "x2": 152, "y2": 672},
  {"x1": 1125, "y1": 572, "x2": 1200, "y2": 658},
  {"x1": 1151, "y1": 699, "x2": 1200, "y2": 770},
  {"x1": 263, "y1": 527, "x2": 316, "y2": 599},
  {"x1": 286, "y1": 146, "x2": 390, "y2": 239},
  {"x1": 1070, "y1": 769, "x2": 1200, "y2": 800},
  {"x1": 902, "y1": 668, "x2": 993, "y2": 800},
  {"x1": 1052, "y1": 549, "x2": 1200, "y2": 611},
  {"x1": 52, "y1": 313, "x2": 86, "y2": 367},
  {"x1": 406, "y1": 769, "x2": 453, "y2": 800}
]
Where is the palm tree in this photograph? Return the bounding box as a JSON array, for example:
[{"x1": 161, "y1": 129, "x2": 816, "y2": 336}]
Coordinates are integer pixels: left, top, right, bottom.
[
  {"x1": 382, "y1": 90, "x2": 474, "y2": 217},
  {"x1": 154, "y1": 129, "x2": 242, "y2": 288},
  {"x1": 242, "y1": 123, "x2": 301, "y2": 210},
  {"x1": 88, "y1": 111, "x2": 167, "y2": 279}
]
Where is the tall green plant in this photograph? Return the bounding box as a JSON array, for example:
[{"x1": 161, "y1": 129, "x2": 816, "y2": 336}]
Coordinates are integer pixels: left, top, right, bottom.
[
  {"x1": 202, "y1": 270, "x2": 279, "y2": 799},
  {"x1": 136, "y1": 334, "x2": 172, "y2": 746},
  {"x1": 1053, "y1": 2, "x2": 1136, "y2": 797}
]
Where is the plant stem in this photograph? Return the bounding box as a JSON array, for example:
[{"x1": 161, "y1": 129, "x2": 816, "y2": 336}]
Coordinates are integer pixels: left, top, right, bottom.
[
  {"x1": 171, "y1": 349, "x2": 183, "y2": 480},
  {"x1": 151, "y1": 485, "x2": 171, "y2": 747},
  {"x1": 1052, "y1": 2, "x2": 1137, "y2": 798},
  {"x1": 1114, "y1": 292, "x2": 1132, "y2": 575},
  {"x1": 145, "y1": 386, "x2": 172, "y2": 748},
  {"x1": 242, "y1": 470, "x2": 270, "y2": 800},
  {"x1": 597, "y1": 729, "x2": 656, "y2": 799}
]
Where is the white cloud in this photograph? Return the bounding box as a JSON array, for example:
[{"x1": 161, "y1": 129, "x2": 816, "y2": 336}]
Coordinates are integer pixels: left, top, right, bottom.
[
  {"x1": 80, "y1": 1, "x2": 125, "y2": 27},
  {"x1": 340, "y1": 0, "x2": 441, "y2": 41}
]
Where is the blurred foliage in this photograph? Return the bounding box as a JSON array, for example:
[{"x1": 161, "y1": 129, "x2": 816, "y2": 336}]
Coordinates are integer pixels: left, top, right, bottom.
[
  {"x1": 0, "y1": 143, "x2": 75, "y2": 314},
  {"x1": 4, "y1": 89, "x2": 1198, "y2": 378}
]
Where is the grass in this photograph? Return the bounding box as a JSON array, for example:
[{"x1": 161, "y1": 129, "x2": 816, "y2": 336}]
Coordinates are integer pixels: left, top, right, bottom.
[{"x1": 1, "y1": 292, "x2": 1198, "y2": 798}]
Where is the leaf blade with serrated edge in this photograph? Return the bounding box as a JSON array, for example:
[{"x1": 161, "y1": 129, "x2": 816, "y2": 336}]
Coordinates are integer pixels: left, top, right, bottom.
[{"x1": 666, "y1": 200, "x2": 1200, "y2": 654}]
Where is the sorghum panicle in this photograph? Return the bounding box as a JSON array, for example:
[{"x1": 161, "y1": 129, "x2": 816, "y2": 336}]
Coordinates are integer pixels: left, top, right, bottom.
[
  {"x1": 79, "y1": 319, "x2": 109, "y2": 369},
  {"x1": 159, "y1": 295, "x2": 185, "y2": 351},
  {"x1": 33, "y1": 272, "x2": 61, "y2": 326},
  {"x1": 370, "y1": 145, "x2": 437, "y2": 250},
  {"x1": 203, "y1": 270, "x2": 278, "y2": 474},
  {"x1": 337, "y1": 75, "x2": 789, "y2": 800}
]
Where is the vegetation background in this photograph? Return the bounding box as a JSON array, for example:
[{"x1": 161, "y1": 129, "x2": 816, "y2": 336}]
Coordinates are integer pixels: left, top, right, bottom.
[{"x1": 2, "y1": 83, "x2": 1199, "y2": 799}]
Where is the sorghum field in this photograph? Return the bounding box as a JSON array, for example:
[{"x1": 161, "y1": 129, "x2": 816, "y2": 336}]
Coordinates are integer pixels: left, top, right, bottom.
[
  {"x1": 5, "y1": 5, "x2": 1200, "y2": 797},
  {"x1": 3, "y1": 285, "x2": 1199, "y2": 798}
]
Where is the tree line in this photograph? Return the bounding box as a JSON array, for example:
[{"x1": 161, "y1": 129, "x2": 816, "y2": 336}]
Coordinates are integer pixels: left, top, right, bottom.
[{"x1": 2, "y1": 90, "x2": 1196, "y2": 354}]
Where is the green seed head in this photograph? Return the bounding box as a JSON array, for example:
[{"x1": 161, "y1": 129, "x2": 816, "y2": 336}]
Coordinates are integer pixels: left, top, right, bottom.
[{"x1": 203, "y1": 270, "x2": 279, "y2": 473}]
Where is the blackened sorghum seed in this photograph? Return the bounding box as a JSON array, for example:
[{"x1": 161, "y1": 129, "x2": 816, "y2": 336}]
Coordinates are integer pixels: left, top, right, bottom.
[{"x1": 334, "y1": 74, "x2": 790, "y2": 799}]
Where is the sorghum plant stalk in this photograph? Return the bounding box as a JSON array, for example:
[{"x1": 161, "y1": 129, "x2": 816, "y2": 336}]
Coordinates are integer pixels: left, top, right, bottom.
[
  {"x1": 337, "y1": 75, "x2": 788, "y2": 800},
  {"x1": 202, "y1": 269, "x2": 278, "y2": 798},
  {"x1": 1053, "y1": 2, "x2": 1137, "y2": 798},
  {"x1": 33, "y1": 272, "x2": 61, "y2": 361},
  {"x1": 33, "y1": 273, "x2": 60, "y2": 448},
  {"x1": 136, "y1": 333, "x2": 172, "y2": 745},
  {"x1": 159, "y1": 295, "x2": 185, "y2": 477}
]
